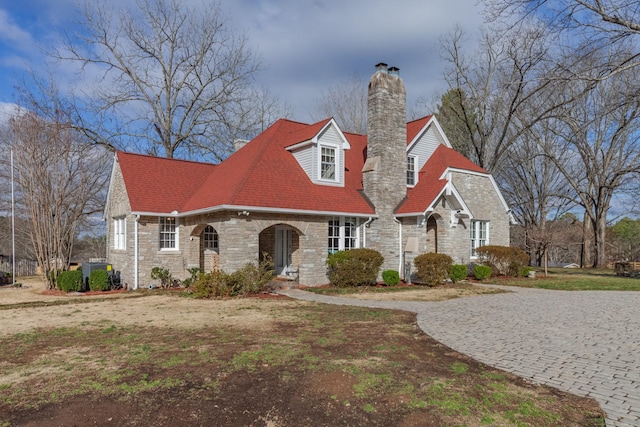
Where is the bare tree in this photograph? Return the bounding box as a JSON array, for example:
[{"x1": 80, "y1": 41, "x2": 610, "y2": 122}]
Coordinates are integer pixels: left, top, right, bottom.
[
  {"x1": 56, "y1": 0, "x2": 279, "y2": 161},
  {"x1": 311, "y1": 73, "x2": 367, "y2": 134},
  {"x1": 439, "y1": 23, "x2": 564, "y2": 173},
  {"x1": 542, "y1": 66, "x2": 640, "y2": 267},
  {"x1": 2, "y1": 80, "x2": 111, "y2": 288},
  {"x1": 500, "y1": 120, "x2": 575, "y2": 265},
  {"x1": 484, "y1": 0, "x2": 640, "y2": 80}
]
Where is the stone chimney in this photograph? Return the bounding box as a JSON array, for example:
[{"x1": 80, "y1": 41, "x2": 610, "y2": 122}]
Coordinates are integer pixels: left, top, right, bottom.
[{"x1": 362, "y1": 62, "x2": 407, "y2": 273}]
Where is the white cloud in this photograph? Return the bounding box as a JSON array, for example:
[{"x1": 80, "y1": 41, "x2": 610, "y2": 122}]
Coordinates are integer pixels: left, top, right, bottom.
[
  {"x1": 0, "y1": 0, "x2": 485, "y2": 119},
  {"x1": 221, "y1": 0, "x2": 484, "y2": 120},
  {"x1": 0, "y1": 9, "x2": 34, "y2": 48}
]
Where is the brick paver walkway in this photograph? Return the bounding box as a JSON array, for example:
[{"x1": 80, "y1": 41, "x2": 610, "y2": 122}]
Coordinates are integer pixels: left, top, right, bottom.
[{"x1": 279, "y1": 286, "x2": 640, "y2": 427}]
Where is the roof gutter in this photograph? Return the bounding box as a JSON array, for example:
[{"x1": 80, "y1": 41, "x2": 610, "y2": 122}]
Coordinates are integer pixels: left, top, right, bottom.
[{"x1": 131, "y1": 204, "x2": 378, "y2": 219}]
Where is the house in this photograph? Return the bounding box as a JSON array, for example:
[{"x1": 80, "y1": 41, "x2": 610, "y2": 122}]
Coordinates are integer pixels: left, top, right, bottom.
[{"x1": 105, "y1": 63, "x2": 513, "y2": 288}]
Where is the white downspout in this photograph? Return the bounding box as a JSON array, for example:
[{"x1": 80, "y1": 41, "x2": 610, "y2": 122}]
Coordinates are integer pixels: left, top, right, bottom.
[
  {"x1": 134, "y1": 214, "x2": 140, "y2": 290},
  {"x1": 362, "y1": 217, "x2": 373, "y2": 247},
  {"x1": 393, "y1": 217, "x2": 402, "y2": 278}
]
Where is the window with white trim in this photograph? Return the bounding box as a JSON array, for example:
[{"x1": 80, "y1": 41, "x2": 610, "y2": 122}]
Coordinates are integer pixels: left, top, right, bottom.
[
  {"x1": 470, "y1": 220, "x2": 488, "y2": 257},
  {"x1": 203, "y1": 225, "x2": 218, "y2": 251},
  {"x1": 113, "y1": 217, "x2": 126, "y2": 250},
  {"x1": 328, "y1": 217, "x2": 341, "y2": 254},
  {"x1": 320, "y1": 146, "x2": 337, "y2": 181},
  {"x1": 407, "y1": 155, "x2": 417, "y2": 186},
  {"x1": 159, "y1": 217, "x2": 178, "y2": 250},
  {"x1": 328, "y1": 216, "x2": 360, "y2": 253}
]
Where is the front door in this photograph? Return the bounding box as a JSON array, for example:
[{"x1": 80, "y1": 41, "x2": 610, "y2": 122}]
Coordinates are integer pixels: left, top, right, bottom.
[{"x1": 275, "y1": 226, "x2": 292, "y2": 276}]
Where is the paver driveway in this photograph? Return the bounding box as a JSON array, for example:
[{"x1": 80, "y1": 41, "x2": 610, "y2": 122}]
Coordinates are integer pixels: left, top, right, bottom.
[{"x1": 280, "y1": 286, "x2": 640, "y2": 427}]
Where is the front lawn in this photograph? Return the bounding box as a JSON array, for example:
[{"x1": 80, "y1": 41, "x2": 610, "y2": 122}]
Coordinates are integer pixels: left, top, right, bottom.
[
  {"x1": 484, "y1": 268, "x2": 640, "y2": 291},
  {"x1": 0, "y1": 292, "x2": 604, "y2": 426}
]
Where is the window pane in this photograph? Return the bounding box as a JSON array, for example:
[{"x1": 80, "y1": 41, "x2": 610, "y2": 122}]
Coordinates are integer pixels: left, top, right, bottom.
[
  {"x1": 328, "y1": 217, "x2": 340, "y2": 253},
  {"x1": 470, "y1": 220, "x2": 488, "y2": 257},
  {"x1": 160, "y1": 217, "x2": 176, "y2": 249},
  {"x1": 344, "y1": 217, "x2": 357, "y2": 250},
  {"x1": 321, "y1": 147, "x2": 336, "y2": 180},
  {"x1": 203, "y1": 225, "x2": 218, "y2": 250},
  {"x1": 114, "y1": 218, "x2": 126, "y2": 250},
  {"x1": 406, "y1": 156, "x2": 416, "y2": 186}
]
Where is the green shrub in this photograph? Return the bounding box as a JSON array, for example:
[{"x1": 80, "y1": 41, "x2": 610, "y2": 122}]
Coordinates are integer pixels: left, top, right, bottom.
[
  {"x1": 475, "y1": 245, "x2": 530, "y2": 277},
  {"x1": 473, "y1": 265, "x2": 492, "y2": 281},
  {"x1": 192, "y1": 256, "x2": 274, "y2": 299},
  {"x1": 413, "y1": 253, "x2": 453, "y2": 286},
  {"x1": 89, "y1": 269, "x2": 110, "y2": 291},
  {"x1": 192, "y1": 270, "x2": 231, "y2": 298},
  {"x1": 326, "y1": 248, "x2": 384, "y2": 288},
  {"x1": 518, "y1": 266, "x2": 532, "y2": 277},
  {"x1": 49, "y1": 269, "x2": 63, "y2": 288},
  {"x1": 57, "y1": 270, "x2": 83, "y2": 292},
  {"x1": 183, "y1": 267, "x2": 202, "y2": 288},
  {"x1": 382, "y1": 269, "x2": 400, "y2": 286},
  {"x1": 227, "y1": 256, "x2": 274, "y2": 296},
  {"x1": 450, "y1": 264, "x2": 468, "y2": 283},
  {"x1": 150, "y1": 267, "x2": 172, "y2": 288}
]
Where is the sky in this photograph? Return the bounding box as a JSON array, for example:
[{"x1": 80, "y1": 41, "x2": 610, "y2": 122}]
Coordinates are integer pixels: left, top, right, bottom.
[{"x1": 0, "y1": 0, "x2": 485, "y2": 123}]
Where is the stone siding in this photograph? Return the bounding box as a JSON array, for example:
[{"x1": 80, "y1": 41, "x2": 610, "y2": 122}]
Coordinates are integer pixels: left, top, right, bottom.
[
  {"x1": 106, "y1": 203, "x2": 334, "y2": 287},
  {"x1": 362, "y1": 66, "x2": 407, "y2": 274},
  {"x1": 398, "y1": 172, "x2": 510, "y2": 281}
]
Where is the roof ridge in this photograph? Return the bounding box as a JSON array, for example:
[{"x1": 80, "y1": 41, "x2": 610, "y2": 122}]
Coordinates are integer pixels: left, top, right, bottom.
[
  {"x1": 406, "y1": 114, "x2": 432, "y2": 125},
  {"x1": 213, "y1": 119, "x2": 289, "y2": 206},
  {"x1": 117, "y1": 150, "x2": 218, "y2": 167}
]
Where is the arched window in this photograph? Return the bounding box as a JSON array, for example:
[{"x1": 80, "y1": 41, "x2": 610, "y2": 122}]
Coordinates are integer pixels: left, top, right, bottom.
[{"x1": 203, "y1": 225, "x2": 218, "y2": 251}]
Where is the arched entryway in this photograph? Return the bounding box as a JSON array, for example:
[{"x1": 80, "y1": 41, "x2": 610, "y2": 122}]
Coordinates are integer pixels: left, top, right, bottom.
[
  {"x1": 426, "y1": 215, "x2": 438, "y2": 253},
  {"x1": 193, "y1": 224, "x2": 219, "y2": 272},
  {"x1": 259, "y1": 224, "x2": 301, "y2": 278}
]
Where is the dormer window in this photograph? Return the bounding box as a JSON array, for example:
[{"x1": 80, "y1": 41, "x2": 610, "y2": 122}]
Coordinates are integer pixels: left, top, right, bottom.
[
  {"x1": 287, "y1": 119, "x2": 348, "y2": 186},
  {"x1": 320, "y1": 145, "x2": 337, "y2": 181},
  {"x1": 407, "y1": 155, "x2": 417, "y2": 186}
]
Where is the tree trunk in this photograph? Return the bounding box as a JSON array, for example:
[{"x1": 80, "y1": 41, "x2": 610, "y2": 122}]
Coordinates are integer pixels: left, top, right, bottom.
[
  {"x1": 582, "y1": 211, "x2": 593, "y2": 268},
  {"x1": 594, "y1": 214, "x2": 608, "y2": 268}
]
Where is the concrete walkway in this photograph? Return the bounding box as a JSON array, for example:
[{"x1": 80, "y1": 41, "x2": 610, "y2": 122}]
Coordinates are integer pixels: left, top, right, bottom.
[{"x1": 278, "y1": 286, "x2": 640, "y2": 427}]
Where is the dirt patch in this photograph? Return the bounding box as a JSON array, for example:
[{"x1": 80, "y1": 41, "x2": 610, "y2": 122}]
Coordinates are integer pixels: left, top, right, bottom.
[
  {"x1": 304, "y1": 282, "x2": 507, "y2": 302},
  {"x1": 0, "y1": 278, "x2": 604, "y2": 426}
]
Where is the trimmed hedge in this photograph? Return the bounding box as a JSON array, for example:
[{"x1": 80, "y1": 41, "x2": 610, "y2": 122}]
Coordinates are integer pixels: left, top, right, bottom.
[
  {"x1": 519, "y1": 266, "x2": 532, "y2": 277},
  {"x1": 449, "y1": 264, "x2": 468, "y2": 283},
  {"x1": 89, "y1": 269, "x2": 110, "y2": 291},
  {"x1": 382, "y1": 269, "x2": 400, "y2": 286},
  {"x1": 475, "y1": 245, "x2": 530, "y2": 277},
  {"x1": 413, "y1": 253, "x2": 453, "y2": 286},
  {"x1": 473, "y1": 265, "x2": 492, "y2": 280},
  {"x1": 57, "y1": 270, "x2": 83, "y2": 292},
  {"x1": 326, "y1": 248, "x2": 384, "y2": 288}
]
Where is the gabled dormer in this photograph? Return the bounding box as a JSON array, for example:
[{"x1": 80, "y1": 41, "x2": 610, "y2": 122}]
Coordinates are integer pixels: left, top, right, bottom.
[
  {"x1": 286, "y1": 118, "x2": 351, "y2": 187},
  {"x1": 405, "y1": 116, "x2": 452, "y2": 186}
]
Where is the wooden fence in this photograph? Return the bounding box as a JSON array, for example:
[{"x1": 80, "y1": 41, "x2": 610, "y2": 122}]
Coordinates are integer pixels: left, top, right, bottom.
[{"x1": 0, "y1": 258, "x2": 38, "y2": 277}]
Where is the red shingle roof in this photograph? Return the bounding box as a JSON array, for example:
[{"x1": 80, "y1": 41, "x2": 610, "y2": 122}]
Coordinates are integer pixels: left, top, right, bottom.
[
  {"x1": 181, "y1": 119, "x2": 373, "y2": 215},
  {"x1": 115, "y1": 117, "x2": 486, "y2": 217},
  {"x1": 395, "y1": 145, "x2": 488, "y2": 215},
  {"x1": 116, "y1": 152, "x2": 217, "y2": 214}
]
